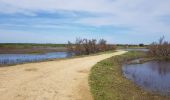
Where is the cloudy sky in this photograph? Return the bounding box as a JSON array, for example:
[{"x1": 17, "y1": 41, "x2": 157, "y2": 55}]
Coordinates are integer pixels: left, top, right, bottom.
[{"x1": 0, "y1": 0, "x2": 170, "y2": 44}]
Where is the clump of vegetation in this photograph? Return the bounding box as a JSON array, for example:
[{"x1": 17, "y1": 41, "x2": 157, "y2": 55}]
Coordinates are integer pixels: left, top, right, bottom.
[
  {"x1": 67, "y1": 38, "x2": 116, "y2": 55},
  {"x1": 149, "y1": 36, "x2": 170, "y2": 57},
  {"x1": 139, "y1": 43, "x2": 144, "y2": 47}
]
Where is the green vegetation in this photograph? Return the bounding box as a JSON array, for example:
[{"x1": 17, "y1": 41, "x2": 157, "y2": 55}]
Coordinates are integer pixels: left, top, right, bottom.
[
  {"x1": 89, "y1": 51, "x2": 169, "y2": 100},
  {"x1": 0, "y1": 43, "x2": 66, "y2": 48},
  {"x1": 0, "y1": 43, "x2": 67, "y2": 54}
]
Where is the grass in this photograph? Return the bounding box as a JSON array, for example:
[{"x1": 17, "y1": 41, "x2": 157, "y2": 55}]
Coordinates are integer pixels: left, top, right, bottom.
[
  {"x1": 0, "y1": 43, "x2": 66, "y2": 48},
  {"x1": 89, "y1": 51, "x2": 170, "y2": 100},
  {"x1": 0, "y1": 43, "x2": 67, "y2": 54}
]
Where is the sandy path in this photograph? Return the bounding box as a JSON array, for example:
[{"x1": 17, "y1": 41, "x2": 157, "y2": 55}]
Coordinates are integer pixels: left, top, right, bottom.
[{"x1": 0, "y1": 50, "x2": 126, "y2": 100}]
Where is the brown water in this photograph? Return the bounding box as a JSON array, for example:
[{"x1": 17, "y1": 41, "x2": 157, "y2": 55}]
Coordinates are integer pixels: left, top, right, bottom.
[{"x1": 122, "y1": 60, "x2": 170, "y2": 95}]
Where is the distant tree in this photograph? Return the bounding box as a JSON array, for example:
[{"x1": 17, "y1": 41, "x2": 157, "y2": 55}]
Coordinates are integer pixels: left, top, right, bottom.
[{"x1": 139, "y1": 43, "x2": 144, "y2": 47}]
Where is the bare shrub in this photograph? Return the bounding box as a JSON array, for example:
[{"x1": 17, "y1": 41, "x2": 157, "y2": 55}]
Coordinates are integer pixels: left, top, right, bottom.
[
  {"x1": 67, "y1": 41, "x2": 74, "y2": 53},
  {"x1": 149, "y1": 36, "x2": 170, "y2": 57},
  {"x1": 98, "y1": 39, "x2": 107, "y2": 52},
  {"x1": 67, "y1": 38, "x2": 116, "y2": 55}
]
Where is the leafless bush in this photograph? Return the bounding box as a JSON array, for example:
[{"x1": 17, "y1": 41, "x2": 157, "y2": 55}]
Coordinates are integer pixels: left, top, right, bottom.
[
  {"x1": 149, "y1": 36, "x2": 170, "y2": 57},
  {"x1": 98, "y1": 39, "x2": 107, "y2": 52},
  {"x1": 67, "y1": 41, "x2": 74, "y2": 53},
  {"x1": 67, "y1": 38, "x2": 116, "y2": 55}
]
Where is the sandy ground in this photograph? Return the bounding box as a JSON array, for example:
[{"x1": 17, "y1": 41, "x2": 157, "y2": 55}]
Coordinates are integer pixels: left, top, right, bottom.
[{"x1": 0, "y1": 50, "x2": 126, "y2": 100}]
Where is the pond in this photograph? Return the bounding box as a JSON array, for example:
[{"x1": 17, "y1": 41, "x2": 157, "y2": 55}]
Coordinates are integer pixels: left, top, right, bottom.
[
  {"x1": 0, "y1": 52, "x2": 73, "y2": 65},
  {"x1": 121, "y1": 48, "x2": 149, "y2": 52},
  {"x1": 122, "y1": 60, "x2": 170, "y2": 95}
]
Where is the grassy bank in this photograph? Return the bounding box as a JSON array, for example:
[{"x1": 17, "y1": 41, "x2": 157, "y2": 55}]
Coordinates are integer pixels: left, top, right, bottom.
[
  {"x1": 89, "y1": 51, "x2": 170, "y2": 100},
  {"x1": 0, "y1": 43, "x2": 66, "y2": 48},
  {"x1": 0, "y1": 43, "x2": 67, "y2": 54}
]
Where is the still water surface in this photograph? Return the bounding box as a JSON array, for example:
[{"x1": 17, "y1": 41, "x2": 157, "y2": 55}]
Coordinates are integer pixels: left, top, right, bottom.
[
  {"x1": 121, "y1": 48, "x2": 148, "y2": 52},
  {"x1": 123, "y1": 60, "x2": 170, "y2": 95},
  {"x1": 0, "y1": 52, "x2": 73, "y2": 65}
]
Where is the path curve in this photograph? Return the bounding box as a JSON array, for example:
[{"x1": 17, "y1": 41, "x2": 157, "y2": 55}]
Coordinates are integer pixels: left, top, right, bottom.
[{"x1": 0, "y1": 50, "x2": 126, "y2": 100}]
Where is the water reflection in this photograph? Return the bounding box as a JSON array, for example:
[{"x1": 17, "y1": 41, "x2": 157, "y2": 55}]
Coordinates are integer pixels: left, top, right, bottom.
[
  {"x1": 122, "y1": 60, "x2": 170, "y2": 95},
  {"x1": 121, "y1": 48, "x2": 149, "y2": 52},
  {"x1": 0, "y1": 52, "x2": 73, "y2": 65}
]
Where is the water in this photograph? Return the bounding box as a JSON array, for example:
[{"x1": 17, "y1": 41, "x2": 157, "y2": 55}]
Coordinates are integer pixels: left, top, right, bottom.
[
  {"x1": 0, "y1": 52, "x2": 73, "y2": 65},
  {"x1": 121, "y1": 48, "x2": 148, "y2": 52},
  {"x1": 122, "y1": 60, "x2": 170, "y2": 95}
]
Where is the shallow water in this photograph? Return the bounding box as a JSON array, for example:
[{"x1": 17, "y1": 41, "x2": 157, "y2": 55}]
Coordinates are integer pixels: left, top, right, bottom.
[
  {"x1": 121, "y1": 48, "x2": 148, "y2": 52},
  {"x1": 122, "y1": 60, "x2": 170, "y2": 95},
  {"x1": 0, "y1": 52, "x2": 73, "y2": 65}
]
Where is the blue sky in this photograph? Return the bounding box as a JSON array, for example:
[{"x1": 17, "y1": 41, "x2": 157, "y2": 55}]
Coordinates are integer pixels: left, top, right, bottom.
[{"x1": 0, "y1": 0, "x2": 170, "y2": 44}]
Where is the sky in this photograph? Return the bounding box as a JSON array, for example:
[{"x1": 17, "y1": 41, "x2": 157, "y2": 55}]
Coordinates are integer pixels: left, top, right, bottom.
[{"x1": 0, "y1": 0, "x2": 170, "y2": 44}]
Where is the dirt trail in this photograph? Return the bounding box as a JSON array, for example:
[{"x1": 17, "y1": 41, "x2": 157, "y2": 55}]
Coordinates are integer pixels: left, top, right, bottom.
[{"x1": 0, "y1": 50, "x2": 126, "y2": 100}]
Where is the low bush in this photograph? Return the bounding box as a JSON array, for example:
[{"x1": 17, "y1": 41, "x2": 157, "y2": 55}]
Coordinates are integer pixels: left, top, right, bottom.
[
  {"x1": 149, "y1": 36, "x2": 170, "y2": 57},
  {"x1": 67, "y1": 38, "x2": 116, "y2": 55}
]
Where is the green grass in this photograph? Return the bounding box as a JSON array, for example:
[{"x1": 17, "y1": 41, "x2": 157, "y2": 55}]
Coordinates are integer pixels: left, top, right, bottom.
[
  {"x1": 89, "y1": 51, "x2": 170, "y2": 100},
  {"x1": 0, "y1": 43, "x2": 66, "y2": 48}
]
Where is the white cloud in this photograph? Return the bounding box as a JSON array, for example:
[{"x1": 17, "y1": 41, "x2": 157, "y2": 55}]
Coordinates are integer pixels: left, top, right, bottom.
[
  {"x1": 0, "y1": 0, "x2": 170, "y2": 36},
  {"x1": 0, "y1": 0, "x2": 113, "y2": 13}
]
